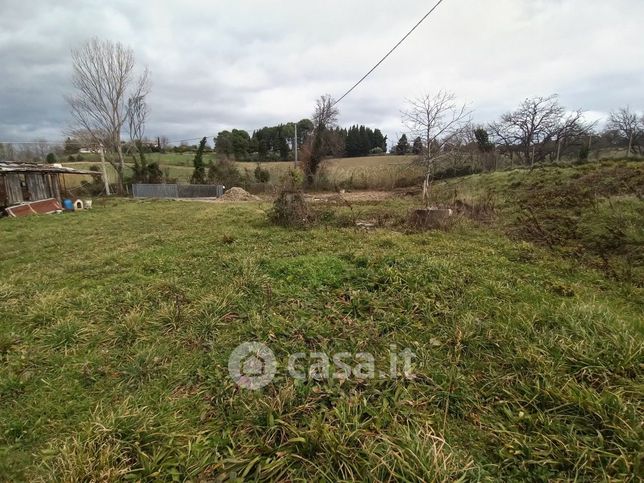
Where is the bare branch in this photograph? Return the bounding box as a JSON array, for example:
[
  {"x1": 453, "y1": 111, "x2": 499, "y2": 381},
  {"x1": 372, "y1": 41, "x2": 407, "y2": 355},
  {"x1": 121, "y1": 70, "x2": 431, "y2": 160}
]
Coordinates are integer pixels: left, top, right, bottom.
[{"x1": 65, "y1": 37, "x2": 149, "y2": 192}]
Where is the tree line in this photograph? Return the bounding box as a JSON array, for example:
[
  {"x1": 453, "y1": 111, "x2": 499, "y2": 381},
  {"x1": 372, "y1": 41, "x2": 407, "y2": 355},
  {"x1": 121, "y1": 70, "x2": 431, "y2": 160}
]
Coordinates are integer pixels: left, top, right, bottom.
[
  {"x1": 210, "y1": 122, "x2": 387, "y2": 161},
  {"x1": 16, "y1": 36, "x2": 637, "y2": 193},
  {"x1": 390, "y1": 93, "x2": 644, "y2": 168}
]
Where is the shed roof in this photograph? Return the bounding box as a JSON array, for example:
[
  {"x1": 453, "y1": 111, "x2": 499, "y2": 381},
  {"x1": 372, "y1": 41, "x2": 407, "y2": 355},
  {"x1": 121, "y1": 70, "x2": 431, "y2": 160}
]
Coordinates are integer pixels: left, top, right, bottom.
[{"x1": 0, "y1": 160, "x2": 99, "y2": 176}]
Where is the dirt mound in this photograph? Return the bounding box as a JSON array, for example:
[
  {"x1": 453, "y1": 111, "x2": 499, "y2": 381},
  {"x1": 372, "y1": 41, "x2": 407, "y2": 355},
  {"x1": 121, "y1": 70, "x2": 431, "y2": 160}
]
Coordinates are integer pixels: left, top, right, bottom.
[{"x1": 217, "y1": 187, "x2": 260, "y2": 202}]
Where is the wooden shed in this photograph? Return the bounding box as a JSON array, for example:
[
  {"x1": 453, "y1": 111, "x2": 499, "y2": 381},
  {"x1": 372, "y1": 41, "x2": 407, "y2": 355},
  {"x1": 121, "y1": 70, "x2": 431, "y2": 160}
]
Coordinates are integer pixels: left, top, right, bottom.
[{"x1": 0, "y1": 161, "x2": 99, "y2": 208}]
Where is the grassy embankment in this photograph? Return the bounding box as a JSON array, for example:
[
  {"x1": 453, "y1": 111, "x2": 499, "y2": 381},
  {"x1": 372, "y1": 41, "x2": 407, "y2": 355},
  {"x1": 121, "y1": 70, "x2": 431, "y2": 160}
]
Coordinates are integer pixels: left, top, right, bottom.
[{"x1": 0, "y1": 160, "x2": 642, "y2": 480}]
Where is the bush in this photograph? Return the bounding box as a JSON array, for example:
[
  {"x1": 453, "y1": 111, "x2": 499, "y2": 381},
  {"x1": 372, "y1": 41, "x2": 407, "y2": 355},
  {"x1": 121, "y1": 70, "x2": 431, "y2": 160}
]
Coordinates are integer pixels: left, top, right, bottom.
[
  {"x1": 254, "y1": 164, "x2": 270, "y2": 183},
  {"x1": 268, "y1": 190, "x2": 309, "y2": 227},
  {"x1": 278, "y1": 168, "x2": 304, "y2": 191},
  {"x1": 46, "y1": 153, "x2": 58, "y2": 164},
  {"x1": 268, "y1": 169, "x2": 310, "y2": 227},
  {"x1": 207, "y1": 159, "x2": 242, "y2": 187}
]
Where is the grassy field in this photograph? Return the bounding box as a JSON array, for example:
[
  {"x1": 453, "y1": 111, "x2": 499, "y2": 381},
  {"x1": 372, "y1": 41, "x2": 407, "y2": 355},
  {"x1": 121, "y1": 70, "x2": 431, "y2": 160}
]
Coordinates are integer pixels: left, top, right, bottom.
[
  {"x1": 62, "y1": 154, "x2": 421, "y2": 189},
  {"x1": 62, "y1": 148, "x2": 639, "y2": 191},
  {"x1": 1, "y1": 160, "x2": 642, "y2": 480}
]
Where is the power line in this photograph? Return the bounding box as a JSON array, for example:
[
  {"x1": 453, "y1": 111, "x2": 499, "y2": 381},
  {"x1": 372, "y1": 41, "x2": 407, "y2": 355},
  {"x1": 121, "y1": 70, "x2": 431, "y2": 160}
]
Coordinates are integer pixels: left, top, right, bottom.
[
  {"x1": 332, "y1": 0, "x2": 447, "y2": 107},
  {"x1": 2, "y1": 3, "x2": 447, "y2": 146}
]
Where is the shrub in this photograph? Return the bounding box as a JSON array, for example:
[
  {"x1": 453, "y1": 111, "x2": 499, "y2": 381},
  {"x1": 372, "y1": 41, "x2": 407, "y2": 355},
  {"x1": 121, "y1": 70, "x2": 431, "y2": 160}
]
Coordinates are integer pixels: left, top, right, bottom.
[
  {"x1": 207, "y1": 159, "x2": 242, "y2": 187},
  {"x1": 254, "y1": 164, "x2": 270, "y2": 183},
  {"x1": 278, "y1": 168, "x2": 304, "y2": 191},
  {"x1": 268, "y1": 169, "x2": 310, "y2": 227},
  {"x1": 268, "y1": 190, "x2": 309, "y2": 227},
  {"x1": 46, "y1": 152, "x2": 58, "y2": 164}
]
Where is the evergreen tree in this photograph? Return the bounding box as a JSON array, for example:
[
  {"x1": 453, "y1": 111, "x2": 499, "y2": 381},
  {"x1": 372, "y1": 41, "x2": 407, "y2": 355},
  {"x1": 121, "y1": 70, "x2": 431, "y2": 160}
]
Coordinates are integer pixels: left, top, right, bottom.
[
  {"x1": 412, "y1": 136, "x2": 423, "y2": 155},
  {"x1": 474, "y1": 127, "x2": 494, "y2": 152},
  {"x1": 191, "y1": 137, "x2": 207, "y2": 184},
  {"x1": 296, "y1": 119, "x2": 314, "y2": 146},
  {"x1": 214, "y1": 131, "x2": 233, "y2": 157},
  {"x1": 373, "y1": 129, "x2": 385, "y2": 153},
  {"x1": 345, "y1": 125, "x2": 359, "y2": 157},
  {"x1": 277, "y1": 128, "x2": 290, "y2": 159},
  {"x1": 231, "y1": 129, "x2": 251, "y2": 160},
  {"x1": 395, "y1": 134, "x2": 410, "y2": 155},
  {"x1": 63, "y1": 137, "x2": 81, "y2": 154}
]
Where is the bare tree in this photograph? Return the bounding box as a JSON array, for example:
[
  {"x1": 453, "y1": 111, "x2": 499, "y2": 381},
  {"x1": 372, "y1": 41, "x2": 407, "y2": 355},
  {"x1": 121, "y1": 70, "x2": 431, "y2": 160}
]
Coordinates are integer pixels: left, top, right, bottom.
[
  {"x1": 127, "y1": 80, "x2": 150, "y2": 180},
  {"x1": 401, "y1": 90, "x2": 471, "y2": 205},
  {"x1": 489, "y1": 95, "x2": 590, "y2": 166},
  {"x1": 305, "y1": 94, "x2": 339, "y2": 183},
  {"x1": 32, "y1": 139, "x2": 51, "y2": 162},
  {"x1": 0, "y1": 143, "x2": 15, "y2": 160},
  {"x1": 312, "y1": 95, "x2": 339, "y2": 130},
  {"x1": 607, "y1": 107, "x2": 643, "y2": 157},
  {"x1": 127, "y1": 93, "x2": 149, "y2": 182},
  {"x1": 65, "y1": 37, "x2": 149, "y2": 193}
]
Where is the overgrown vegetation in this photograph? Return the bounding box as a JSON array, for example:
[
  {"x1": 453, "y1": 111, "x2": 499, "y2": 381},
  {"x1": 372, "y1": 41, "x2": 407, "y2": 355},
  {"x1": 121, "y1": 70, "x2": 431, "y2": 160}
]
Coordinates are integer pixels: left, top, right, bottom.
[
  {"x1": 207, "y1": 158, "x2": 242, "y2": 187},
  {"x1": 431, "y1": 159, "x2": 644, "y2": 284},
  {"x1": 1, "y1": 161, "x2": 642, "y2": 481},
  {"x1": 269, "y1": 169, "x2": 309, "y2": 227}
]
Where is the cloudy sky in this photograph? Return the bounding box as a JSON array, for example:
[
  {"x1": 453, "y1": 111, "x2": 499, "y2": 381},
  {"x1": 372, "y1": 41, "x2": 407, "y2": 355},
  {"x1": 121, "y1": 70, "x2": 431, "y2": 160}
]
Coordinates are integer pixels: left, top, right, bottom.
[{"x1": 0, "y1": 0, "x2": 642, "y2": 145}]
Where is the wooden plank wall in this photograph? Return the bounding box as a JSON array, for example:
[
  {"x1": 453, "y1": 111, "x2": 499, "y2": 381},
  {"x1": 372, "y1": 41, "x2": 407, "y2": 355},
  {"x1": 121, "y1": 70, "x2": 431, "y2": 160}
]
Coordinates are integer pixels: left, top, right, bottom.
[
  {"x1": 4, "y1": 174, "x2": 24, "y2": 205},
  {"x1": 2, "y1": 173, "x2": 63, "y2": 206},
  {"x1": 26, "y1": 173, "x2": 48, "y2": 200},
  {"x1": 50, "y1": 174, "x2": 61, "y2": 201}
]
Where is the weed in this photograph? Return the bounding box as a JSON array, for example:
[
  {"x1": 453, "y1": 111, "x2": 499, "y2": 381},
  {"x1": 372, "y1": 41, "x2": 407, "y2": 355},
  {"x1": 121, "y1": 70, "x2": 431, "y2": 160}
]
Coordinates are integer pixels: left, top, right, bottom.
[{"x1": 0, "y1": 168, "x2": 642, "y2": 480}]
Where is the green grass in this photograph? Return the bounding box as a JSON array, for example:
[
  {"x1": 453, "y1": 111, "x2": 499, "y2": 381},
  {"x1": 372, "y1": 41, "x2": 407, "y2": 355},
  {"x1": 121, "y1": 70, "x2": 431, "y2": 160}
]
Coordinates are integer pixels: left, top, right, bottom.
[
  {"x1": 63, "y1": 154, "x2": 421, "y2": 188},
  {"x1": 1, "y1": 183, "x2": 642, "y2": 480},
  {"x1": 429, "y1": 159, "x2": 644, "y2": 284}
]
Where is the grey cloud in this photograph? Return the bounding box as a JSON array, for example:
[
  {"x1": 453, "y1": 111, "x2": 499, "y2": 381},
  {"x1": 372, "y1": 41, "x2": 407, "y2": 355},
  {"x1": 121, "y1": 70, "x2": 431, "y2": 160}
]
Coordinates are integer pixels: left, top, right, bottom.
[{"x1": 0, "y1": 0, "x2": 642, "y2": 145}]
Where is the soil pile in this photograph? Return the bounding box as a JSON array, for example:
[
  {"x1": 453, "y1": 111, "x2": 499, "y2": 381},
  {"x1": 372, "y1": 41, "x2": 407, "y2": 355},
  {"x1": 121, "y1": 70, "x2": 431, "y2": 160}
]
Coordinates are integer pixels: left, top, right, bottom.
[{"x1": 218, "y1": 187, "x2": 260, "y2": 201}]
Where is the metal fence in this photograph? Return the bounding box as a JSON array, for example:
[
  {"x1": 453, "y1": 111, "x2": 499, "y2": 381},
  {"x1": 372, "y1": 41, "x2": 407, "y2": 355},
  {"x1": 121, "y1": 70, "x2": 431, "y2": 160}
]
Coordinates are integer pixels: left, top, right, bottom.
[
  {"x1": 132, "y1": 183, "x2": 223, "y2": 199},
  {"x1": 177, "y1": 184, "x2": 224, "y2": 198}
]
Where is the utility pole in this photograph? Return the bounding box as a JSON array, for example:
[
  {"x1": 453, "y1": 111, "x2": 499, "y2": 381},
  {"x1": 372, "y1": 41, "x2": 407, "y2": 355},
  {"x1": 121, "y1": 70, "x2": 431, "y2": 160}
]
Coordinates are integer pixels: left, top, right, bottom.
[
  {"x1": 294, "y1": 123, "x2": 298, "y2": 167},
  {"x1": 99, "y1": 144, "x2": 111, "y2": 196}
]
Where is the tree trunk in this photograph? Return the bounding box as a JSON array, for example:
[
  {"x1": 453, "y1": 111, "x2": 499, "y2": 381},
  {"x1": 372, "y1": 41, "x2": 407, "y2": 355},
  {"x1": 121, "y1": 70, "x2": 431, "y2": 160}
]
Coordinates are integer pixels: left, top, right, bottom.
[
  {"x1": 115, "y1": 140, "x2": 126, "y2": 193},
  {"x1": 99, "y1": 145, "x2": 111, "y2": 196}
]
